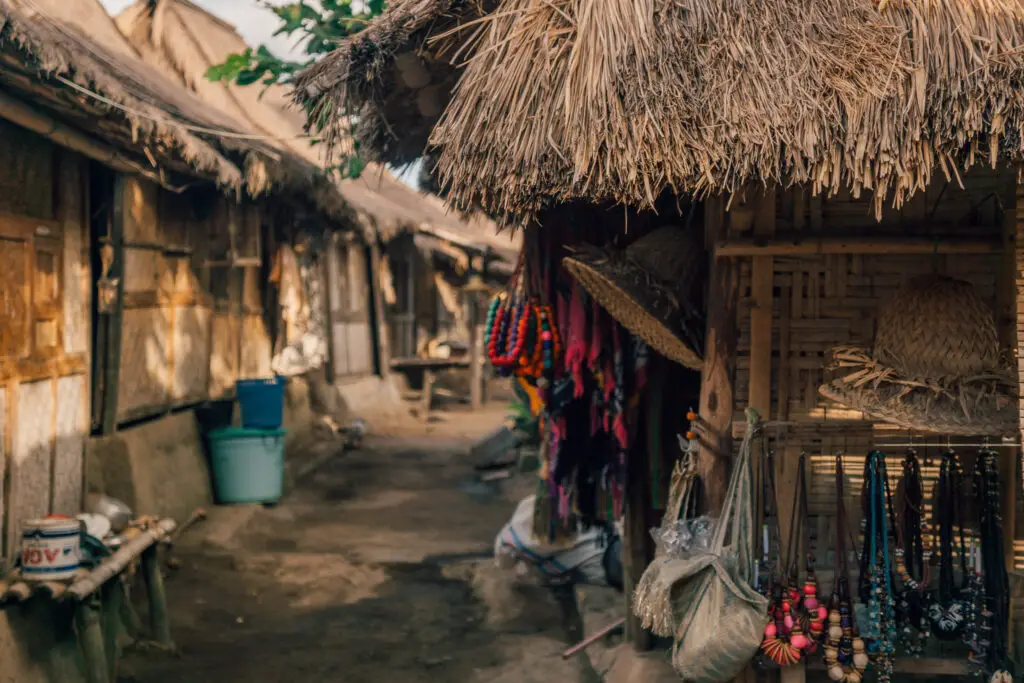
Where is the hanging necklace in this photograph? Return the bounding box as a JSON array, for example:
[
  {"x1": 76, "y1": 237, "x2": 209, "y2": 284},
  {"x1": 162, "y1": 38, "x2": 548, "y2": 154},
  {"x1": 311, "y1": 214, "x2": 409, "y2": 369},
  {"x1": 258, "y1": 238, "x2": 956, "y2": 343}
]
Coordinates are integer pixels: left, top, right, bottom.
[
  {"x1": 861, "y1": 451, "x2": 896, "y2": 682},
  {"x1": 971, "y1": 449, "x2": 1012, "y2": 682},
  {"x1": 894, "y1": 447, "x2": 932, "y2": 656},
  {"x1": 759, "y1": 450, "x2": 807, "y2": 667},
  {"x1": 824, "y1": 454, "x2": 869, "y2": 683},
  {"x1": 796, "y1": 454, "x2": 826, "y2": 652},
  {"x1": 928, "y1": 449, "x2": 970, "y2": 641}
]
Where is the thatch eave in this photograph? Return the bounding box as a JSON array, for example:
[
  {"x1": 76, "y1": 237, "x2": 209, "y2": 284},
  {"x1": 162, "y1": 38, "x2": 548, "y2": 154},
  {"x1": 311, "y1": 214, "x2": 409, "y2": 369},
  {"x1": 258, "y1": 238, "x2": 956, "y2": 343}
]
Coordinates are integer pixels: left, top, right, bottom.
[
  {"x1": 302, "y1": 0, "x2": 1024, "y2": 228},
  {"x1": 0, "y1": 0, "x2": 354, "y2": 223}
]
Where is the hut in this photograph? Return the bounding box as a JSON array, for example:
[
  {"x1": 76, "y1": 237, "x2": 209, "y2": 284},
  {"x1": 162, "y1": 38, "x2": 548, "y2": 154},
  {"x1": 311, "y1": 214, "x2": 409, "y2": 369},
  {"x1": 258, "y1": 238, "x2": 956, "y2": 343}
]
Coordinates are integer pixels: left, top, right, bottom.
[
  {"x1": 0, "y1": 0, "x2": 399, "y2": 678},
  {"x1": 116, "y1": 0, "x2": 520, "y2": 408},
  {"x1": 298, "y1": 0, "x2": 1024, "y2": 679}
]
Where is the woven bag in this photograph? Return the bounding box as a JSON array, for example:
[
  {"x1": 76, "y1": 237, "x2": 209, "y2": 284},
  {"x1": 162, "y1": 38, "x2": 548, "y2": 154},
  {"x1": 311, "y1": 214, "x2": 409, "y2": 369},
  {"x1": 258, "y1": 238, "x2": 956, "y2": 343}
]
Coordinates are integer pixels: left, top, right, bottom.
[{"x1": 634, "y1": 423, "x2": 768, "y2": 683}]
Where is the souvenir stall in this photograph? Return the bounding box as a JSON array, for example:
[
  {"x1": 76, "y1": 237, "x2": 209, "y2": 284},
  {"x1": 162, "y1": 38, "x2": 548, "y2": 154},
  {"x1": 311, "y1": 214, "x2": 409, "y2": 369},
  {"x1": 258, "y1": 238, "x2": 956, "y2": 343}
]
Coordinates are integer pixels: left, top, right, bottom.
[
  {"x1": 483, "y1": 207, "x2": 704, "y2": 564},
  {"x1": 297, "y1": 0, "x2": 1024, "y2": 680}
]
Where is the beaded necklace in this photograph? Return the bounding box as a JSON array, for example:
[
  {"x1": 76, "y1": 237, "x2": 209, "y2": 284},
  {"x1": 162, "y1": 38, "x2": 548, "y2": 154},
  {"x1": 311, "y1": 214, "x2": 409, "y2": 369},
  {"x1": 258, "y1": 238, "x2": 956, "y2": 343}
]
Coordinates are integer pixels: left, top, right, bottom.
[
  {"x1": 894, "y1": 448, "x2": 932, "y2": 656},
  {"x1": 758, "y1": 450, "x2": 811, "y2": 667},
  {"x1": 861, "y1": 451, "x2": 896, "y2": 682},
  {"x1": 928, "y1": 449, "x2": 970, "y2": 642},
  {"x1": 824, "y1": 454, "x2": 869, "y2": 683},
  {"x1": 970, "y1": 450, "x2": 1011, "y2": 681}
]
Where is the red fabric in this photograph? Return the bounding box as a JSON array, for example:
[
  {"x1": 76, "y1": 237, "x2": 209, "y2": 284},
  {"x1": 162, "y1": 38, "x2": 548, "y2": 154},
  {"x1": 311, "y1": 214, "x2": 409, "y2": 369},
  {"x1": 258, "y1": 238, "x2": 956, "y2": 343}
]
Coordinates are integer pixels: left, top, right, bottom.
[{"x1": 565, "y1": 283, "x2": 587, "y2": 398}]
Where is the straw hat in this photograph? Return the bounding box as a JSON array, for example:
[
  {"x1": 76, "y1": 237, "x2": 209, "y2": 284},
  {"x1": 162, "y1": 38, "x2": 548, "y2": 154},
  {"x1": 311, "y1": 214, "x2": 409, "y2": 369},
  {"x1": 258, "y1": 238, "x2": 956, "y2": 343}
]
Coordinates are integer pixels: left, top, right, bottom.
[
  {"x1": 818, "y1": 275, "x2": 1017, "y2": 436},
  {"x1": 562, "y1": 227, "x2": 704, "y2": 369}
]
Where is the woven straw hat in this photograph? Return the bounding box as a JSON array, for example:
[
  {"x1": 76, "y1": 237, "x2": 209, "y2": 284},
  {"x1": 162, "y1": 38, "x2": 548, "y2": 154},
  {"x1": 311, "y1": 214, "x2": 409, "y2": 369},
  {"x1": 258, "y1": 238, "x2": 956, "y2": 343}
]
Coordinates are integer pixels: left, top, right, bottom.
[
  {"x1": 562, "y1": 227, "x2": 704, "y2": 369},
  {"x1": 818, "y1": 275, "x2": 1017, "y2": 436}
]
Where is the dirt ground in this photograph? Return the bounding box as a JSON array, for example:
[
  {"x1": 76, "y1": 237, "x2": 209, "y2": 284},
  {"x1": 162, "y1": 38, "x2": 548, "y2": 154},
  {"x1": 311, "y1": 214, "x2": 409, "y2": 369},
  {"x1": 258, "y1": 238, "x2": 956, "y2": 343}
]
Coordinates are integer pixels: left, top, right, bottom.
[{"x1": 118, "y1": 406, "x2": 624, "y2": 683}]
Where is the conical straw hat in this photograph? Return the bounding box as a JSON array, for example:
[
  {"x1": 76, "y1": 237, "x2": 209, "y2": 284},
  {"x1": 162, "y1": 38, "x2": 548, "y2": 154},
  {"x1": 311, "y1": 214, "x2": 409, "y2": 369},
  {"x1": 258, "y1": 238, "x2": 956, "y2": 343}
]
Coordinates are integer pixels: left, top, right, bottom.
[
  {"x1": 818, "y1": 275, "x2": 1017, "y2": 436},
  {"x1": 562, "y1": 227, "x2": 704, "y2": 369}
]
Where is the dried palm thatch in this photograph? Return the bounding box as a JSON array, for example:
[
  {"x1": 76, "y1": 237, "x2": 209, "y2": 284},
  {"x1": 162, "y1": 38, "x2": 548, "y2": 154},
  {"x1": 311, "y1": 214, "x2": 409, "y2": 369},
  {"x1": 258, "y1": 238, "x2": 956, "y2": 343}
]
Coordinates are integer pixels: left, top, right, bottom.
[
  {"x1": 0, "y1": 0, "x2": 348, "y2": 220},
  {"x1": 818, "y1": 275, "x2": 1018, "y2": 436},
  {"x1": 297, "y1": 0, "x2": 494, "y2": 166},
  {"x1": 299, "y1": 0, "x2": 1024, "y2": 226}
]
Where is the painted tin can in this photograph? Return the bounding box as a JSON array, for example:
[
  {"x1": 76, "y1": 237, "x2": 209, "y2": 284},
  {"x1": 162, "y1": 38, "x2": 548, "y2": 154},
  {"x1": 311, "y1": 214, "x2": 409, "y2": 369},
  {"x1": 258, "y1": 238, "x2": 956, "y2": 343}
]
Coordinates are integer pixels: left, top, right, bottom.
[{"x1": 21, "y1": 517, "x2": 81, "y2": 581}]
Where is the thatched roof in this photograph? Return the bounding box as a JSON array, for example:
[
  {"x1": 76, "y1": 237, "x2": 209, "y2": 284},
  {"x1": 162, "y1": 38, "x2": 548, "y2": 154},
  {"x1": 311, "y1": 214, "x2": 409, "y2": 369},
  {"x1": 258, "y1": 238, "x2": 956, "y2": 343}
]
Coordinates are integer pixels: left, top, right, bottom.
[
  {"x1": 297, "y1": 0, "x2": 1024, "y2": 224},
  {"x1": 118, "y1": 0, "x2": 518, "y2": 259},
  {"x1": 0, "y1": 0, "x2": 350, "y2": 218}
]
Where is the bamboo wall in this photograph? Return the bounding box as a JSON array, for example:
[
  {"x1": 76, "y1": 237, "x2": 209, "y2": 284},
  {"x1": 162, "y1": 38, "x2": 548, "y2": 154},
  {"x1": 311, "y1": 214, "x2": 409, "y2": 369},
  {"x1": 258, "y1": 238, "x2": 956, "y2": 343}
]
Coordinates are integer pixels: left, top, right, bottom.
[
  {"x1": 720, "y1": 166, "x2": 1022, "y2": 667},
  {"x1": 0, "y1": 133, "x2": 90, "y2": 563},
  {"x1": 116, "y1": 178, "x2": 272, "y2": 417}
]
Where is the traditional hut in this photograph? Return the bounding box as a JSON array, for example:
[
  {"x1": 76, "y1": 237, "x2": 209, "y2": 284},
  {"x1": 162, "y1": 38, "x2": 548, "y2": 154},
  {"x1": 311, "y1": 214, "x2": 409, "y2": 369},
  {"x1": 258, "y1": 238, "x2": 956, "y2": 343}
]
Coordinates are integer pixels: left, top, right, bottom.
[
  {"x1": 0, "y1": 0, "x2": 397, "y2": 678},
  {"x1": 117, "y1": 0, "x2": 519, "y2": 406},
  {"x1": 298, "y1": 0, "x2": 1024, "y2": 678}
]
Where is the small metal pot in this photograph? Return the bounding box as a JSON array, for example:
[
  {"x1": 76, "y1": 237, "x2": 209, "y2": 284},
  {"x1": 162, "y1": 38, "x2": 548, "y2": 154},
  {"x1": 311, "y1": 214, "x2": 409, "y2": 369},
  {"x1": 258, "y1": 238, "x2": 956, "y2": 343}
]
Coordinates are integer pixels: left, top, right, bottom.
[{"x1": 86, "y1": 494, "x2": 133, "y2": 533}]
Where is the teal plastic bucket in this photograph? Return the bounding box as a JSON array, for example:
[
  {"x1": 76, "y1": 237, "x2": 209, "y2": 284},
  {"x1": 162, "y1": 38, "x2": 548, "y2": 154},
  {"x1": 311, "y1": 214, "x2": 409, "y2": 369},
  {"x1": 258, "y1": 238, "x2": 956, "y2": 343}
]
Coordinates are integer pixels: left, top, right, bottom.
[{"x1": 208, "y1": 427, "x2": 287, "y2": 504}]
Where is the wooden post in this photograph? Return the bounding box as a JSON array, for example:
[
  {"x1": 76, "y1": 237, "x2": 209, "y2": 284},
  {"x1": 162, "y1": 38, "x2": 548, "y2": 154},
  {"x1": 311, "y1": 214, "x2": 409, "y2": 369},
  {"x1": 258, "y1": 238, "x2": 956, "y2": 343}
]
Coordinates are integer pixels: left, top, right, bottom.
[
  {"x1": 141, "y1": 545, "x2": 172, "y2": 646},
  {"x1": 101, "y1": 579, "x2": 123, "y2": 678},
  {"x1": 75, "y1": 596, "x2": 111, "y2": 683},
  {"x1": 469, "y1": 288, "x2": 484, "y2": 410},
  {"x1": 421, "y1": 370, "x2": 435, "y2": 421},
  {"x1": 368, "y1": 241, "x2": 391, "y2": 377},
  {"x1": 697, "y1": 195, "x2": 737, "y2": 512},
  {"x1": 1006, "y1": 174, "x2": 1022, "y2": 664},
  {"x1": 100, "y1": 175, "x2": 126, "y2": 435},
  {"x1": 624, "y1": 354, "x2": 660, "y2": 651}
]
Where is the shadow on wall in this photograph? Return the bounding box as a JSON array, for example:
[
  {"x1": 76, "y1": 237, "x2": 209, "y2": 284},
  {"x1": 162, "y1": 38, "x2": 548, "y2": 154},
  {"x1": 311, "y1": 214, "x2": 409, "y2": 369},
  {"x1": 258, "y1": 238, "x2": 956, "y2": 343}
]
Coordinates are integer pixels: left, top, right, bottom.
[{"x1": 0, "y1": 597, "x2": 82, "y2": 683}]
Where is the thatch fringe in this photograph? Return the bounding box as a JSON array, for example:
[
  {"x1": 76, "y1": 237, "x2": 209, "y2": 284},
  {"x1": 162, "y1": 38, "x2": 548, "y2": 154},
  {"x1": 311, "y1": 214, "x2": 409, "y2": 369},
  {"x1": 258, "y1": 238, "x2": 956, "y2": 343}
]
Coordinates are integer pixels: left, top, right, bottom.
[
  {"x1": 296, "y1": 0, "x2": 492, "y2": 166},
  {"x1": 0, "y1": 0, "x2": 349, "y2": 221},
  {"x1": 299, "y1": 0, "x2": 1024, "y2": 225},
  {"x1": 429, "y1": 0, "x2": 1024, "y2": 223}
]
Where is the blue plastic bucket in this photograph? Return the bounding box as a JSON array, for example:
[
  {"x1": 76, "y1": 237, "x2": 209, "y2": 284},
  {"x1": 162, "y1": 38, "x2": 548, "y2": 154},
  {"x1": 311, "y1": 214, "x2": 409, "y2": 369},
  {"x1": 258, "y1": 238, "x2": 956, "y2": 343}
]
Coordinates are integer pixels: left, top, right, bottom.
[
  {"x1": 208, "y1": 427, "x2": 287, "y2": 504},
  {"x1": 236, "y1": 377, "x2": 284, "y2": 429}
]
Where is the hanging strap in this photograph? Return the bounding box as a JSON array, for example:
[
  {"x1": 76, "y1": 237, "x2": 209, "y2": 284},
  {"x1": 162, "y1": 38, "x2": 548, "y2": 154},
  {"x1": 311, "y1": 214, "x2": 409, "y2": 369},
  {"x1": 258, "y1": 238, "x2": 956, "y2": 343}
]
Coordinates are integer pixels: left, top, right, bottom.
[
  {"x1": 833, "y1": 453, "x2": 852, "y2": 597},
  {"x1": 710, "y1": 414, "x2": 759, "y2": 582}
]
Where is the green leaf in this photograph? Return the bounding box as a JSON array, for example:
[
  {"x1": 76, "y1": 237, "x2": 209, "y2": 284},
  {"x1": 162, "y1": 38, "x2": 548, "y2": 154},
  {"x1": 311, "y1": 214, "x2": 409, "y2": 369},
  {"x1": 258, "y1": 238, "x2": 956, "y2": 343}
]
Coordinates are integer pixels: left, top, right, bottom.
[
  {"x1": 235, "y1": 69, "x2": 265, "y2": 86},
  {"x1": 346, "y1": 155, "x2": 366, "y2": 179}
]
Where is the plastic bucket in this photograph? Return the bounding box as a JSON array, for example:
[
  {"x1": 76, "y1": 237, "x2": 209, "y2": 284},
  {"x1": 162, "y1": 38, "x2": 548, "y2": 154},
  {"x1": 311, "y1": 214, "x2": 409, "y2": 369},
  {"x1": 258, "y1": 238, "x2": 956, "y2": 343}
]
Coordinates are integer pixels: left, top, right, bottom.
[
  {"x1": 208, "y1": 427, "x2": 287, "y2": 504},
  {"x1": 236, "y1": 377, "x2": 284, "y2": 429}
]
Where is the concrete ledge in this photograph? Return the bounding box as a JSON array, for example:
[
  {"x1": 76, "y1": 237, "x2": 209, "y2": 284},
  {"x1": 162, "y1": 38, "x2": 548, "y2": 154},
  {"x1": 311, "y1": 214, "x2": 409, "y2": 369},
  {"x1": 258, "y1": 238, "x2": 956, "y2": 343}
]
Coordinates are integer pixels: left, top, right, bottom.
[{"x1": 86, "y1": 411, "x2": 213, "y2": 524}]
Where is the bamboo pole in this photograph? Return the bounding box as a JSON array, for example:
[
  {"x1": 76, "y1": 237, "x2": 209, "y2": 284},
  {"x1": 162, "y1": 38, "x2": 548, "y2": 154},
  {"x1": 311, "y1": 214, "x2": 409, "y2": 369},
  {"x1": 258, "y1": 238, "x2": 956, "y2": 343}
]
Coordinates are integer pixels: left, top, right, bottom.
[
  {"x1": 714, "y1": 235, "x2": 1000, "y2": 257},
  {"x1": 0, "y1": 91, "x2": 136, "y2": 173},
  {"x1": 67, "y1": 518, "x2": 176, "y2": 601},
  {"x1": 75, "y1": 596, "x2": 110, "y2": 683},
  {"x1": 142, "y1": 545, "x2": 172, "y2": 645}
]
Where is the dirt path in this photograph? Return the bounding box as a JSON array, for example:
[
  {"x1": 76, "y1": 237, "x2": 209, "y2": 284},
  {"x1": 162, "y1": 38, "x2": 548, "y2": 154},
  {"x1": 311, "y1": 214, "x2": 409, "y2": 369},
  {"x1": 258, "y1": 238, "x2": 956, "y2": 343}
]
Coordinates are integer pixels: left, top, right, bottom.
[{"x1": 118, "y1": 410, "x2": 621, "y2": 683}]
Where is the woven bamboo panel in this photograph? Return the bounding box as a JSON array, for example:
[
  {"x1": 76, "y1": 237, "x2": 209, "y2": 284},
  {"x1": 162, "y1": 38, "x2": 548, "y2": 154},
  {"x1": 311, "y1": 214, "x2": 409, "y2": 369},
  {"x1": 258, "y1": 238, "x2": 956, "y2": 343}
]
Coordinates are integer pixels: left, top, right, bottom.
[
  {"x1": 730, "y1": 168, "x2": 1024, "y2": 575},
  {"x1": 117, "y1": 307, "x2": 172, "y2": 421},
  {"x1": 0, "y1": 121, "x2": 54, "y2": 220},
  {"x1": 8, "y1": 379, "x2": 53, "y2": 559},
  {"x1": 240, "y1": 314, "x2": 272, "y2": 379},
  {"x1": 171, "y1": 306, "x2": 211, "y2": 402},
  {"x1": 123, "y1": 177, "x2": 160, "y2": 244},
  {"x1": 52, "y1": 374, "x2": 84, "y2": 516},
  {"x1": 209, "y1": 312, "x2": 240, "y2": 399}
]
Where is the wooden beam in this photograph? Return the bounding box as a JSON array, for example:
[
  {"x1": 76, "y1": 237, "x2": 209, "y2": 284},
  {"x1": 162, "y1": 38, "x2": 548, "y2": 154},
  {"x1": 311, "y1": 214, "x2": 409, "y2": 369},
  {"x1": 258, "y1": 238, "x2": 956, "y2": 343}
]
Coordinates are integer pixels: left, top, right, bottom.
[
  {"x1": 1008, "y1": 174, "x2": 1023, "y2": 665},
  {"x1": 100, "y1": 176, "x2": 126, "y2": 435},
  {"x1": 697, "y1": 195, "x2": 737, "y2": 512},
  {"x1": 714, "y1": 235, "x2": 1001, "y2": 257}
]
